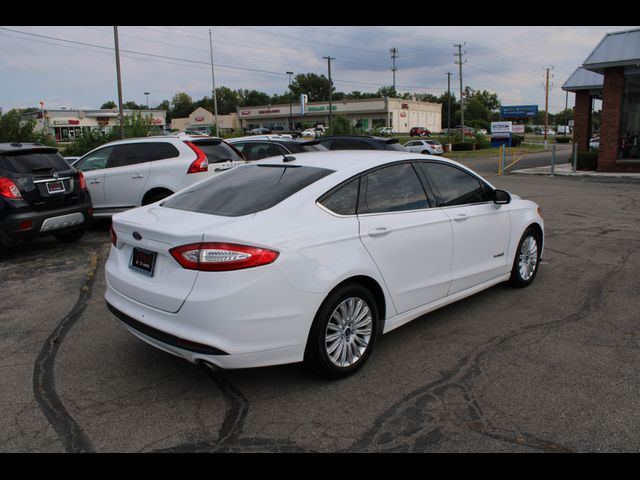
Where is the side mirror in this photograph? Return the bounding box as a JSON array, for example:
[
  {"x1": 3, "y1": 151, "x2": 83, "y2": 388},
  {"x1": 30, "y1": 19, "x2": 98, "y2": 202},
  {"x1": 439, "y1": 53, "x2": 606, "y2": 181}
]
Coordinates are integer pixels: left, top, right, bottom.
[{"x1": 493, "y1": 189, "x2": 511, "y2": 205}]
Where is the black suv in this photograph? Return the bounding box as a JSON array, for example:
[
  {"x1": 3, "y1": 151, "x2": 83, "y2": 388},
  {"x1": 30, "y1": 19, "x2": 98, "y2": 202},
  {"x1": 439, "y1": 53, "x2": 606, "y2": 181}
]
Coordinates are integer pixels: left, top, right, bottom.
[
  {"x1": 227, "y1": 137, "x2": 327, "y2": 161},
  {"x1": 315, "y1": 135, "x2": 407, "y2": 151},
  {"x1": 0, "y1": 143, "x2": 92, "y2": 248}
]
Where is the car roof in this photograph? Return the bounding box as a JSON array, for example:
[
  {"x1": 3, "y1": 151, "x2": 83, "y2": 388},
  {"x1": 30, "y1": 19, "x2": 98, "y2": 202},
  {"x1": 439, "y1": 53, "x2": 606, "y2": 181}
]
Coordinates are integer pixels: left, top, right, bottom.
[
  {"x1": 319, "y1": 135, "x2": 391, "y2": 142},
  {"x1": 254, "y1": 150, "x2": 466, "y2": 176},
  {"x1": 0, "y1": 143, "x2": 59, "y2": 154},
  {"x1": 226, "y1": 135, "x2": 294, "y2": 142}
]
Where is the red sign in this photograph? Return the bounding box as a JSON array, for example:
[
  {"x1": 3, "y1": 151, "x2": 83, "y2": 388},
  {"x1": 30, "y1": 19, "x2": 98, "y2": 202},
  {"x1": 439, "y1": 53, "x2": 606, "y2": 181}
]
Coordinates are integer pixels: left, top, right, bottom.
[
  {"x1": 400, "y1": 112, "x2": 407, "y2": 117},
  {"x1": 257, "y1": 109, "x2": 280, "y2": 114},
  {"x1": 68, "y1": 119, "x2": 80, "y2": 125},
  {"x1": 151, "y1": 118, "x2": 163, "y2": 125},
  {"x1": 194, "y1": 116, "x2": 205, "y2": 122},
  {"x1": 401, "y1": 103, "x2": 409, "y2": 109},
  {"x1": 240, "y1": 110, "x2": 251, "y2": 116}
]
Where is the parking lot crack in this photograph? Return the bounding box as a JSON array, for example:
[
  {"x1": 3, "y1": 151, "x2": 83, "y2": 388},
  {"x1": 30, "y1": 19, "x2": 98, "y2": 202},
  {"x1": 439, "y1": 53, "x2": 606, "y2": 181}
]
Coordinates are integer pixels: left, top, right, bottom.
[{"x1": 31, "y1": 247, "x2": 102, "y2": 453}]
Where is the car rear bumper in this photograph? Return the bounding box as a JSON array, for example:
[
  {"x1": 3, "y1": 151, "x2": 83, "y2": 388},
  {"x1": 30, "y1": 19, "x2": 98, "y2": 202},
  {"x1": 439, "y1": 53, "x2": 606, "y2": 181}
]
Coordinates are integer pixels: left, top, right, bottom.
[{"x1": 0, "y1": 202, "x2": 92, "y2": 245}]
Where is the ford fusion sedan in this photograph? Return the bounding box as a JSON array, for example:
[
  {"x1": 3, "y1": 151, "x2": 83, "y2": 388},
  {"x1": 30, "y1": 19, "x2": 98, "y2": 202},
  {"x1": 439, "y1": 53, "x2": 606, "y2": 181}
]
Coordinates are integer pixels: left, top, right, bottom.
[{"x1": 105, "y1": 151, "x2": 544, "y2": 378}]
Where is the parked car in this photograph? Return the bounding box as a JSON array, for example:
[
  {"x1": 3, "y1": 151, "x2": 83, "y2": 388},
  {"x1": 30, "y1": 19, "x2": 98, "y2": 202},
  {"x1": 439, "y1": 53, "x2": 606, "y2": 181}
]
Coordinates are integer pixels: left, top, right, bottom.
[
  {"x1": 226, "y1": 136, "x2": 328, "y2": 161},
  {"x1": 476, "y1": 129, "x2": 488, "y2": 135},
  {"x1": 301, "y1": 127, "x2": 326, "y2": 138},
  {"x1": 316, "y1": 135, "x2": 407, "y2": 151},
  {"x1": 589, "y1": 136, "x2": 600, "y2": 150},
  {"x1": 455, "y1": 125, "x2": 476, "y2": 137},
  {"x1": 249, "y1": 128, "x2": 272, "y2": 135},
  {"x1": 410, "y1": 127, "x2": 431, "y2": 137},
  {"x1": 0, "y1": 143, "x2": 92, "y2": 248},
  {"x1": 72, "y1": 135, "x2": 245, "y2": 217},
  {"x1": 378, "y1": 127, "x2": 395, "y2": 136},
  {"x1": 403, "y1": 139, "x2": 443, "y2": 155},
  {"x1": 106, "y1": 150, "x2": 544, "y2": 378}
]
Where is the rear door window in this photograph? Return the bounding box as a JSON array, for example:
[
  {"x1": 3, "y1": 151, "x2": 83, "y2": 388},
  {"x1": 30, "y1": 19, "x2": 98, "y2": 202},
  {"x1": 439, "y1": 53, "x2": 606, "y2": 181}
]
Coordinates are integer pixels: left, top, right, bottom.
[
  {"x1": 107, "y1": 143, "x2": 149, "y2": 168},
  {"x1": 0, "y1": 150, "x2": 70, "y2": 174},
  {"x1": 318, "y1": 178, "x2": 360, "y2": 215},
  {"x1": 163, "y1": 164, "x2": 334, "y2": 217},
  {"x1": 359, "y1": 163, "x2": 430, "y2": 214}
]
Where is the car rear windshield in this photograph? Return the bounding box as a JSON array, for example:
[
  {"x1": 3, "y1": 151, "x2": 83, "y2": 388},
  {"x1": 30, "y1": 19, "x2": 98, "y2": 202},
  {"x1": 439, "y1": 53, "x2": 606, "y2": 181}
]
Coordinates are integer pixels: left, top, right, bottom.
[
  {"x1": 286, "y1": 142, "x2": 328, "y2": 154},
  {"x1": 190, "y1": 140, "x2": 243, "y2": 163},
  {"x1": 0, "y1": 150, "x2": 70, "y2": 174},
  {"x1": 162, "y1": 163, "x2": 334, "y2": 217}
]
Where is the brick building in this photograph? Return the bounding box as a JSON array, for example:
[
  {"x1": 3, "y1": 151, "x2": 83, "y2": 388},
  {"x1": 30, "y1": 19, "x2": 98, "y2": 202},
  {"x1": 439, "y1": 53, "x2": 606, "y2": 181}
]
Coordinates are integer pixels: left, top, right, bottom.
[{"x1": 562, "y1": 28, "x2": 640, "y2": 172}]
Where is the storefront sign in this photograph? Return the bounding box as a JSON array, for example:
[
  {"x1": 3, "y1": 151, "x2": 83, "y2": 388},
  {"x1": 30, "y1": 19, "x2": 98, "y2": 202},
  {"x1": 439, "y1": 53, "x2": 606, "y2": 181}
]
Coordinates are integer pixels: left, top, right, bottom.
[
  {"x1": 257, "y1": 109, "x2": 281, "y2": 114},
  {"x1": 500, "y1": 105, "x2": 538, "y2": 118},
  {"x1": 401, "y1": 103, "x2": 409, "y2": 109},
  {"x1": 307, "y1": 105, "x2": 337, "y2": 112},
  {"x1": 53, "y1": 119, "x2": 80, "y2": 126},
  {"x1": 194, "y1": 116, "x2": 205, "y2": 122},
  {"x1": 240, "y1": 110, "x2": 251, "y2": 116},
  {"x1": 151, "y1": 117, "x2": 164, "y2": 125},
  {"x1": 512, "y1": 124, "x2": 525, "y2": 134}
]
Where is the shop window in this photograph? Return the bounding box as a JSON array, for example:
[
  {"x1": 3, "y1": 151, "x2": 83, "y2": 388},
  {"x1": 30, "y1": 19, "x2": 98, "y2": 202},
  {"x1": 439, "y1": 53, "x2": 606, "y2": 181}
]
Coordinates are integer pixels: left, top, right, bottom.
[{"x1": 620, "y1": 76, "x2": 640, "y2": 159}]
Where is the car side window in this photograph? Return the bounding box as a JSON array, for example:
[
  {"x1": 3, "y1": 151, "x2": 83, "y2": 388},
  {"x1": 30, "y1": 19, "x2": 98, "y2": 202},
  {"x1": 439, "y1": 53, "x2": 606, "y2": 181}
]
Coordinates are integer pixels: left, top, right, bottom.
[
  {"x1": 360, "y1": 163, "x2": 430, "y2": 214},
  {"x1": 318, "y1": 178, "x2": 359, "y2": 215},
  {"x1": 148, "y1": 142, "x2": 180, "y2": 161},
  {"x1": 417, "y1": 162, "x2": 492, "y2": 207},
  {"x1": 107, "y1": 143, "x2": 149, "y2": 169},
  {"x1": 75, "y1": 146, "x2": 114, "y2": 171}
]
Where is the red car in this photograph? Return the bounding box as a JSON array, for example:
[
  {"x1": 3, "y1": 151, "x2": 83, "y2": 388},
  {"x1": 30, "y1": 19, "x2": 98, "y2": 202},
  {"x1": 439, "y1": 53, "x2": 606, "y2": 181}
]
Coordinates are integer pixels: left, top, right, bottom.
[{"x1": 409, "y1": 127, "x2": 431, "y2": 137}]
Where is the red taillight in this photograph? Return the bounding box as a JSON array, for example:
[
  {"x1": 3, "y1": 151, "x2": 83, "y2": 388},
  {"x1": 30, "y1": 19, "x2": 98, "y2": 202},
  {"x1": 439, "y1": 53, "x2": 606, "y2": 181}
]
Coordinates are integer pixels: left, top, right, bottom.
[
  {"x1": 184, "y1": 141, "x2": 209, "y2": 174},
  {"x1": 0, "y1": 177, "x2": 22, "y2": 199},
  {"x1": 169, "y1": 242, "x2": 279, "y2": 271},
  {"x1": 110, "y1": 224, "x2": 117, "y2": 247},
  {"x1": 18, "y1": 220, "x2": 33, "y2": 231},
  {"x1": 78, "y1": 171, "x2": 87, "y2": 190}
]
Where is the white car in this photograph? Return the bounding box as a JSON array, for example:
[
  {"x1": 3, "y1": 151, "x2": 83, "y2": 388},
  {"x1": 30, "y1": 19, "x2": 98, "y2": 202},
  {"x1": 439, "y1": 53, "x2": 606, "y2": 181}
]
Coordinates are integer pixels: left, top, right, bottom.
[
  {"x1": 404, "y1": 139, "x2": 444, "y2": 155},
  {"x1": 73, "y1": 136, "x2": 246, "y2": 217},
  {"x1": 106, "y1": 151, "x2": 544, "y2": 378},
  {"x1": 301, "y1": 127, "x2": 326, "y2": 138}
]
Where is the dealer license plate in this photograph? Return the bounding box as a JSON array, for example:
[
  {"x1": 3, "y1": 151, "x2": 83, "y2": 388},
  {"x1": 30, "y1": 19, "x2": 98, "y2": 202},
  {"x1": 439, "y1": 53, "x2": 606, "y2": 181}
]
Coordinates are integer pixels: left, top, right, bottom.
[
  {"x1": 46, "y1": 180, "x2": 66, "y2": 194},
  {"x1": 130, "y1": 247, "x2": 156, "y2": 276}
]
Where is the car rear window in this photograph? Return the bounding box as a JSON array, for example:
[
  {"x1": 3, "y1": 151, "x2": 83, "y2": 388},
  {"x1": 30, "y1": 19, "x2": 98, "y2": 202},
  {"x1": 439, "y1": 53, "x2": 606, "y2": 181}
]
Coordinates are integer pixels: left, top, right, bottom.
[
  {"x1": 286, "y1": 141, "x2": 328, "y2": 154},
  {"x1": 190, "y1": 140, "x2": 243, "y2": 163},
  {"x1": 0, "y1": 150, "x2": 70, "y2": 174},
  {"x1": 385, "y1": 142, "x2": 407, "y2": 151},
  {"x1": 162, "y1": 163, "x2": 334, "y2": 217}
]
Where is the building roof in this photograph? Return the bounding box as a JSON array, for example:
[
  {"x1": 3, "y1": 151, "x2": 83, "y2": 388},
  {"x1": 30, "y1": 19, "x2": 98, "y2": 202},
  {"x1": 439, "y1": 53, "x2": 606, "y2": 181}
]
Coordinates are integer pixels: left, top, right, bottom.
[
  {"x1": 562, "y1": 67, "x2": 604, "y2": 92},
  {"x1": 583, "y1": 28, "x2": 640, "y2": 73}
]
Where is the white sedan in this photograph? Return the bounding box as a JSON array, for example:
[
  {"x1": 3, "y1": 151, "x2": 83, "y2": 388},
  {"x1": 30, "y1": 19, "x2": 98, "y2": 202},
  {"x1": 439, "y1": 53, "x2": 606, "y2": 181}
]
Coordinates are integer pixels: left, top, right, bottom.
[
  {"x1": 404, "y1": 139, "x2": 444, "y2": 155},
  {"x1": 105, "y1": 151, "x2": 544, "y2": 378}
]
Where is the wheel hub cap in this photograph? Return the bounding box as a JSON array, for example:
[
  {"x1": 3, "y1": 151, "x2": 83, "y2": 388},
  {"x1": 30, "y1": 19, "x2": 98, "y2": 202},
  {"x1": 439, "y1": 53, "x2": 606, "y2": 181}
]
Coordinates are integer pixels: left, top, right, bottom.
[{"x1": 324, "y1": 297, "x2": 373, "y2": 368}]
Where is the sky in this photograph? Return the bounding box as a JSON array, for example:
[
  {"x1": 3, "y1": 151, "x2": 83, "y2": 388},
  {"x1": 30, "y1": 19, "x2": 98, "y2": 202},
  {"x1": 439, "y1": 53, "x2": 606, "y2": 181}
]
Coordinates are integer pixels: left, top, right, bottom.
[{"x1": 0, "y1": 25, "x2": 635, "y2": 114}]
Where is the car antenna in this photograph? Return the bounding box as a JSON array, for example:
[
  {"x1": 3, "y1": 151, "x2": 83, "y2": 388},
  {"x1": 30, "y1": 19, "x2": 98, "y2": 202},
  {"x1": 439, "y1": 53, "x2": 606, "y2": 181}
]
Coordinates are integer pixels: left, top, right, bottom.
[{"x1": 267, "y1": 136, "x2": 296, "y2": 163}]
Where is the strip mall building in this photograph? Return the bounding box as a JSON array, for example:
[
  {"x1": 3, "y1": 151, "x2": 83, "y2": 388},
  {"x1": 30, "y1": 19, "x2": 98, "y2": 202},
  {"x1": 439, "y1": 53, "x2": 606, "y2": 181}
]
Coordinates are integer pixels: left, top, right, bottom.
[{"x1": 237, "y1": 97, "x2": 442, "y2": 134}]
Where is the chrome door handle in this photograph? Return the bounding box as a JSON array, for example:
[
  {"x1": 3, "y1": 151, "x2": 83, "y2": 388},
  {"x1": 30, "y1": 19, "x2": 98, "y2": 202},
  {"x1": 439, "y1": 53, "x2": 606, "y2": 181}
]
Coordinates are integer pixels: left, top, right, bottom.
[
  {"x1": 454, "y1": 214, "x2": 469, "y2": 221},
  {"x1": 132, "y1": 174, "x2": 144, "y2": 179},
  {"x1": 89, "y1": 179, "x2": 101, "y2": 184},
  {"x1": 368, "y1": 227, "x2": 390, "y2": 237}
]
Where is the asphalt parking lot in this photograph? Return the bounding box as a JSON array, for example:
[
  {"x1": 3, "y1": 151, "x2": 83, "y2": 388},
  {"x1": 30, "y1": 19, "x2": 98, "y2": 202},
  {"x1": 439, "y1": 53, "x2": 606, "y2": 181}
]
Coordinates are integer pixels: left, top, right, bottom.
[{"x1": 1, "y1": 171, "x2": 639, "y2": 453}]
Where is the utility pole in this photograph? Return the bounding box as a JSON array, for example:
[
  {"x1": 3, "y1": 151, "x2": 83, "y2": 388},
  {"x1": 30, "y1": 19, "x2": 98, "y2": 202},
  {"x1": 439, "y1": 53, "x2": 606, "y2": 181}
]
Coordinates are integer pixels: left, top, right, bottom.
[
  {"x1": 563, "y1": 89, "x2": 569, "y2": 136},
  {"x1": 446, "y1": 72, "x2": 452, "y2": 145},
  {"x1": 286, "y1": 71, "x2": 294, "y2": 130},
  {"x1": 209, "y1": 29, "x2": 219, "y2": 137},
  {"x1": 454, "y1": 43, "x2": 466, "y2": 142},
  {"x1": 390, "y1": 48, "x2": 399, "y2": 93},
  {"x1": 323, "y1": 56, "x2": 335, "y2": 132},
  {"x1": 113, "y1": 26, "x2": 125, "y2": 139}
]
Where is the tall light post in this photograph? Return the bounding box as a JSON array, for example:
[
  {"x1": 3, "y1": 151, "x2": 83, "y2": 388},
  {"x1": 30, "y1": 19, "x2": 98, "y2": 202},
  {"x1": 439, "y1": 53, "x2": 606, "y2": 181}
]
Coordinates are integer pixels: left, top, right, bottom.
[
  {"x1": 144, "y1": 92, "x2": 150, "y2": 109},
  {"x1": 113, "y1": 26, "x2": 125, "y2": 139},
  {"x1": 209, "y1": 28, "x2": 219, "y2": 137},
  {"x1": 322, "y1": 56, "x2": 335, "y2": 132},
  {"x1": 286, "y1": 71, "x2": 294, "y2": 131}
]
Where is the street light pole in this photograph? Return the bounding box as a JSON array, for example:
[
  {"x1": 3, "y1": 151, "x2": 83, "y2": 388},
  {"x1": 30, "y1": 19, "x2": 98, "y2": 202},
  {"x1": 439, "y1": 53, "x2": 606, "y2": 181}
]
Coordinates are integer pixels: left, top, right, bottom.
[
  {"x1": 113, "y1": 26, "x2": 125, "y2": 139},
  {"x1": 209, "y1": 28, "x2": 219, "y2": 137},
  {"x1": 322, "y1": 56, "x2": 335, "y2": 133},
  {"x1": 144, "y1": 92, "x2": 150, "y2": 109},
  {"x1": 286, "y1": 71, "x2": 293, "y2": 131}
]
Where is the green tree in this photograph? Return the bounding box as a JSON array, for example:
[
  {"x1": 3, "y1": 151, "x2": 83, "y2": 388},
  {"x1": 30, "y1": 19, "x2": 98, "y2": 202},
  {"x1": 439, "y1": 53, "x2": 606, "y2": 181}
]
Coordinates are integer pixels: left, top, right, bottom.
[
  {"x1": 123, "y1": 100, "x2": 144, "y2": 110},
  {"x1": 100, "y1": 101, "x2": 116, "y2": 109},
  {"x1": 236, "y1": 89, "x2": 271, "y2": 107},
  {"x1": 290, "y1": 73, "x2": 333, "y2": 102},
  {"x1": 328, "y1": 114, "x2": 353, "y2": 135},
  {"x1": 170, "y1": 92, "x2": 194, "y2": 118},
  {"x1": 376, "y1": 86, "x2": 397, "y2": 98}
]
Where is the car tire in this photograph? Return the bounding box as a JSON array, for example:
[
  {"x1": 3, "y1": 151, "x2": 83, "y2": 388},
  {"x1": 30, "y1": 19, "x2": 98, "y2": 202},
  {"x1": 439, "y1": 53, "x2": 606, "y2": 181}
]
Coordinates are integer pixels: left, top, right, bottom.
[
  {"x1": 421, "y1": 150, "x2": 429, "y2": 154},
  {"x1": 508, "y1": 227, "x2": 541, "y2": 288},
  {"x1": 304, "y1": 283, "x2": 379, "y2": 379},
  {"x1": 55, "y1": 228, "x2": 85, "y2": 243}
]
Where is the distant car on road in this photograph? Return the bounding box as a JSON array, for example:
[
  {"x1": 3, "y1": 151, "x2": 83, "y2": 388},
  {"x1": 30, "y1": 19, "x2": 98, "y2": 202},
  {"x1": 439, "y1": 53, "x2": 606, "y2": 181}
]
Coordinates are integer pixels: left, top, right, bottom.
[
  {"x1": 378, "y1": 127, "x2": 395, "y2": 136},
  {"x1": 590, "y1": 136, "x2": 600, "y2": 150},
  {"x1": 249, "y1": 128, "x2": 272, "y2": 135},
  {"x1": 410, "y1": 127, "x2": 431, "y2": 137},
  {"x1": 403, "y1": 139, "x2": 443, "y2": 155}
]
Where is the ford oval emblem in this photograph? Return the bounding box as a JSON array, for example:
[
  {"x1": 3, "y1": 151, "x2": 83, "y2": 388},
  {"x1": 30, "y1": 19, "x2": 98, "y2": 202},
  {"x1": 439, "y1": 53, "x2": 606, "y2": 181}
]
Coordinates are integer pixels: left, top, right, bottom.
[{"x1": 132, "y1": 231, "x2": 142, "y2": 241}]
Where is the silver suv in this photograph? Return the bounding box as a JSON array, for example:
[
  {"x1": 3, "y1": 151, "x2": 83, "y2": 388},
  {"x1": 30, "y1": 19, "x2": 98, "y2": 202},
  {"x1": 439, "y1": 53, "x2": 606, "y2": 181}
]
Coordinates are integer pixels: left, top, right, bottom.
[{"x1": 72, "y1": 135, "x2": 245, "y2": 217}]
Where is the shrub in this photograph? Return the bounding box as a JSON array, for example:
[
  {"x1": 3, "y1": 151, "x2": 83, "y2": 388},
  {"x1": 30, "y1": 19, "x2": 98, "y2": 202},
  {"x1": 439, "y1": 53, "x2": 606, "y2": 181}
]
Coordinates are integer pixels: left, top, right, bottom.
[
  {"x1": 555, "y1": 136, "x2": 572, "y2": 144},
  {"x1": 511, "y1": 135, "x2": 524, "y2": 147},
  {"x1": 452, "y1": 142, "x2": 475, "y2": 151},
  {"x1": 575, "y1": 151, "x2": 598, "y2": 170}
]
